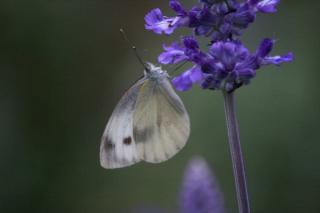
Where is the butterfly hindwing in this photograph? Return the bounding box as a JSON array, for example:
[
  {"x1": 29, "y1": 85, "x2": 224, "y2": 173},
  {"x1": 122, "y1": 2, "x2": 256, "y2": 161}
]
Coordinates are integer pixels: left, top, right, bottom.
[{"x1": 133, "y1": 77, "x2": 190, "y2": 163}]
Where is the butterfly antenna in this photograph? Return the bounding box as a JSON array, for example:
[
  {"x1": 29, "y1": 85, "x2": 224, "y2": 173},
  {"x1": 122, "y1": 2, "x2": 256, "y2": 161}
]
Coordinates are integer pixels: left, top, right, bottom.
[{"x1": 120, "y1": 28, "x2": 149, "y2": 71}]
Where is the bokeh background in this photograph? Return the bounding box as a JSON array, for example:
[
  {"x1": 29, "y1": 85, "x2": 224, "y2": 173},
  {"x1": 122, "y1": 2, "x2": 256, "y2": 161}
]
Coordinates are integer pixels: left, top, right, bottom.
[{"x1": 1, "y1": 0, "x2": 319, "y2": 212}]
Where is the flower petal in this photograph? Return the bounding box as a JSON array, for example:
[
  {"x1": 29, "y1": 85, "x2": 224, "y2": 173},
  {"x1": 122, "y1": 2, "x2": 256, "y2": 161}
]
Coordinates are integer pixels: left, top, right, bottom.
[
  {"x1": 172, "y1": 75, "x2": 192, "y2": 91},
  {"x1": 183, "y1": 36, "x2": 199, "y2": 51},
  {"x1": 144, "y1": 8, "x2": 178, "y2": 35},
  {"x1": 256, "y1": 0, "x2": 280, "y2": 13},
  {"x1": 158, "y1": 42, "x2": 188, "y2": 64},
  {"x1": 209, "y1": 41, "x2": 249, "y2": 70},
  {"x1": 188, "y1": 66, "x2": 204, "y2": 83},
  {"x1": 172, "y1": 66, "x2": 204, "y2": 91},
  {"x1": 263, "y1": 52, "x2": 294, "y2": 65},
  {"x1": 145, "y1": 8, "x2": 163, "y2": 26}
]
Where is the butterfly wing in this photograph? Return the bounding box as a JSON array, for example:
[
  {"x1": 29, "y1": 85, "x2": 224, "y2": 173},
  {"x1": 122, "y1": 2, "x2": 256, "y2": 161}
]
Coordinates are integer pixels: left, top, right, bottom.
[
  {"x1": 133, "y1": 77, "x2": 190, "y2": 163},
  {"x1": 100, "y1": 78, "x2": 145, "y2": 169}
]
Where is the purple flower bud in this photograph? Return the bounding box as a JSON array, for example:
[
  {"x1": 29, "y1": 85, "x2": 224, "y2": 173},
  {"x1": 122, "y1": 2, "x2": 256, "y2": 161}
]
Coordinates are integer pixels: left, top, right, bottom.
[
  {"x1": 188, "y1": 6, "x2": 202, "y2": 27},
  {"x1": 256, "y1": 38, "x2": 274, "y2": 58},
  {"x1": 170, "y1": 0, "x2": 187, "y2": 16},
  {"x1": 226, "y1": 9, "x2": 256, "y2": 29},
  {"x1": 183, "y1": 36, "x2": 202, "y2": 61},
  {"x1": 180, "y1": 157, "x2": 225, "y2": 213},
  {"x1": 209, "y1": 41, "x2": 250, "y2": 72},
  {"x1": 183, "y1": 36, "x2": 200, "y2": 50}
]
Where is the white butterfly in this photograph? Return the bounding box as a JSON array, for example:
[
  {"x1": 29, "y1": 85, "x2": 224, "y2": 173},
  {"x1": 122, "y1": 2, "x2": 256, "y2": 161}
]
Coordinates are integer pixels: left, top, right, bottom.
[{"x1": 100, "y1": 63, "x2": 190, "y2": 169}]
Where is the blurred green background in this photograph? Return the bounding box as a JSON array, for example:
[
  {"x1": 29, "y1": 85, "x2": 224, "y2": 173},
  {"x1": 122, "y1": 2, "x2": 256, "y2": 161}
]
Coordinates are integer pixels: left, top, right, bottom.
[{"x1": 1, "y1": 0, "x2": 319, "y2": 212}]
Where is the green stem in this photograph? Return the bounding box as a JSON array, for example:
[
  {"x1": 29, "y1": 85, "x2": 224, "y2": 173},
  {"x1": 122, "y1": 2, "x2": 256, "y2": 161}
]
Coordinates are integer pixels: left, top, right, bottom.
[{"x1": 223, "y1": 91, "x2": 251, "y2": 213}]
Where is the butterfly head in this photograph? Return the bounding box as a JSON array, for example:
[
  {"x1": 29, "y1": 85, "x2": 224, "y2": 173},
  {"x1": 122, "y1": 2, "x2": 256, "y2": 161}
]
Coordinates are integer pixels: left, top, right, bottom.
[{"x1": 144, "y1": 62, "x2": 168, "y2": 80}]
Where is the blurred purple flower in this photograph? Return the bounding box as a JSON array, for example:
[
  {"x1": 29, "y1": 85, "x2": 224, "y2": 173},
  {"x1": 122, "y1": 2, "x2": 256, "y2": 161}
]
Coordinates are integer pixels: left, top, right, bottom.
[
  {"x1": 133, "y1": 157, "x2": 225, "y2": 213},
  {"x1": 180, "y1": 157, "x2": 225, "y2": 213}
]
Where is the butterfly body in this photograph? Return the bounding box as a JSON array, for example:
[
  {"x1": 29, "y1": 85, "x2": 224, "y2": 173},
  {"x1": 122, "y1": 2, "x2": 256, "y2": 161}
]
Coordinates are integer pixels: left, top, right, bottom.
[{"x1": 100, "y1": 63, "x2": 190, "y2": 169}]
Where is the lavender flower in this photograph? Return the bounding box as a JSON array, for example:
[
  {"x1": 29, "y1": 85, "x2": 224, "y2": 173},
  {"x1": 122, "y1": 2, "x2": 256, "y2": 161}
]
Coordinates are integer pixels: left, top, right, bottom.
[
  {"x1": 144, "y1": 7, "x2": 188, "y2": 35},
  {"x1": 144, "y1": 1, "x2": 293, "y2": 213},
  {"x1": 159, "y1": 37, "x2": 292, "y2": 91},
  {"x1": 145, "y1": 0, "x2": 293, "y2": 92},
  {"x1": 180, "y1": 157, "x2": 225, "y2": 213},
  {"x1": 144, "y1": 8, "x2": 178, "y2": 35}
]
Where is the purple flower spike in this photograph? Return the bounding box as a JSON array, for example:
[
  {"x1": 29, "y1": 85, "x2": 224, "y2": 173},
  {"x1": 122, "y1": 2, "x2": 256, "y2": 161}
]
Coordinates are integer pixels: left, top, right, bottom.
[
  {"x1": 147, "y1": 0, "x2": 293, "y2": 92},
  {"x1": 145, "y1": 8, "x2": 179, "y2": 35},
  {"x1": 142, "y1": 1, "x2": 294, "y2": 213},
  {"x1": 180, "y1": 156, "x2": 225, "y2": 213}
]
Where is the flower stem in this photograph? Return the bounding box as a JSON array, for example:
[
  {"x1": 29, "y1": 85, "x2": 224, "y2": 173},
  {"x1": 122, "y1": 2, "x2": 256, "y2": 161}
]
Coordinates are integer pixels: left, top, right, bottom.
[{"x1": 223, "y1": 91, "x2": 251, "y2": 213}]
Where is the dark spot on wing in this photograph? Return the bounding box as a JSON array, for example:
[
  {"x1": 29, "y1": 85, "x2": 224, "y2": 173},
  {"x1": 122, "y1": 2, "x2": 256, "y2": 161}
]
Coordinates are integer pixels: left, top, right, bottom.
[
  {"x1": 123, "y1": 136, "x2": 132, "y2": 145},
  {"x1": 134, "y1": 126, "x2": 154, "y2": 143},
  {"x1": 104, "y1": 137, "x2": 115, "y2": 150}
]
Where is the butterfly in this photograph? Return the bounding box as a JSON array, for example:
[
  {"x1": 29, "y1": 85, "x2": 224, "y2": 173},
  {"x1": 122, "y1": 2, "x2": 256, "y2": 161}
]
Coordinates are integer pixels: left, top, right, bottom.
[{"x1": 100, "y1": 63, "x2": 190, "y2": 169}]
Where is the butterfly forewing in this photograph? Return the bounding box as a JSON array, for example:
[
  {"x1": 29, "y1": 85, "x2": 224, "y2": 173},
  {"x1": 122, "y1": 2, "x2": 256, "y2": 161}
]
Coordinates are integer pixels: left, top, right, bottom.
[{"x1": 100, "y1": 78, "x2": 145, "y2": 169}]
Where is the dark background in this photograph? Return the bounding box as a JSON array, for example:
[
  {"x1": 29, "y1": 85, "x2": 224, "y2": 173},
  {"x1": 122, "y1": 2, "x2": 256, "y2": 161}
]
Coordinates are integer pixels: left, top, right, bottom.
[{"x1": 1, "y1": 0, "x2": 319, "y2": 212}]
